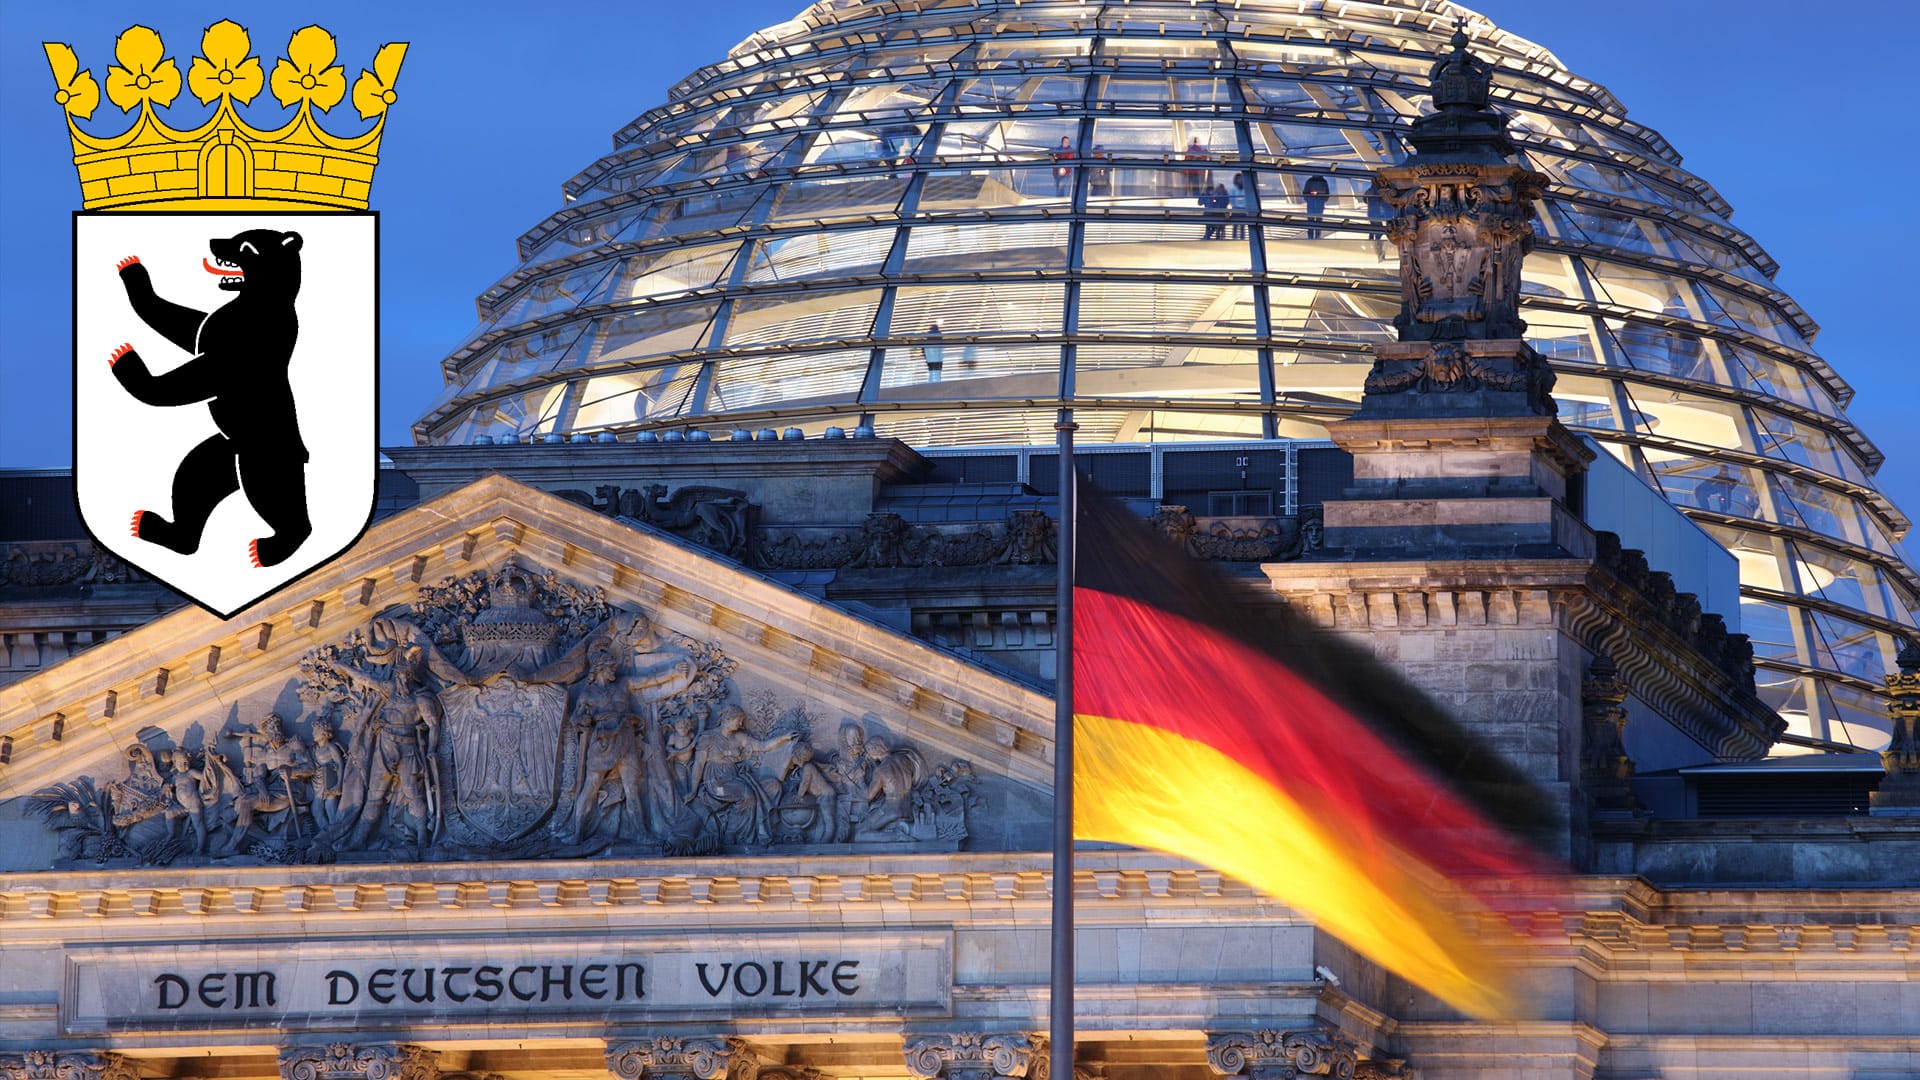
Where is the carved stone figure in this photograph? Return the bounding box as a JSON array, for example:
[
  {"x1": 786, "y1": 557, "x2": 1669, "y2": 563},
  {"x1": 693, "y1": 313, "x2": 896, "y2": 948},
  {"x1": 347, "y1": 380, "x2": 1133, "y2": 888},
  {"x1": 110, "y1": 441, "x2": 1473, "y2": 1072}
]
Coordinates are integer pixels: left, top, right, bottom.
[
  {"x1": 589, "y1": 483, "x2": 751, "y2": 557},
  {"x1": 855, "y1": 736, "x2": 925, "y2": 838},
  {"x1": 826, "y1": 722, "x2": 871, "y2": 842},
  {"x1": 320, "y1": 622, "x2": 444, "y2": 850},
  {"x1": 161, "y1": 748, "x2": 221, "y2": 855},
  {"x1": 308, "y1": 720, "x2": 347, "y2": 828},
  {"x1": 567, "y1": 618, "x2": 697, "y2": 842},
  {"x1": 773, "y1": 739, "x2": 839, "y2": 844},
  {"x1": 675, "y1": 705, "x2": 798, "y2": 851},
  {"x1": 997, "y1": 509, "x2": 1057, "y2": 564},
  {"x1": 225, "y1": 713, "x2": 314, "y2": 853},
  {"x1": 850, "y1": 512, "x2": 912, "y2": 568}
]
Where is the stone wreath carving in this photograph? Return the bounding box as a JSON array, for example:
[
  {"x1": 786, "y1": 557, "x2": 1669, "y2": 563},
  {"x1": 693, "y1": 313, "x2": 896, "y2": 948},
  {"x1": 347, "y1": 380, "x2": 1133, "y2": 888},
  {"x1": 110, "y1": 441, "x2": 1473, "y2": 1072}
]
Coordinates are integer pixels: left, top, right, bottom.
[
  {"x1": 29, "y1": 559, "x2": 980, "y2": 867},
  {"x1": 755, "y1": 509, "x2": 1057, "y2": 571},
  {"x1": 548, "y1": 483, "x2": 752, "y2": 559},
  {"x1": 1151, "y1": 505, "x2": 1322, "y2": 562}
]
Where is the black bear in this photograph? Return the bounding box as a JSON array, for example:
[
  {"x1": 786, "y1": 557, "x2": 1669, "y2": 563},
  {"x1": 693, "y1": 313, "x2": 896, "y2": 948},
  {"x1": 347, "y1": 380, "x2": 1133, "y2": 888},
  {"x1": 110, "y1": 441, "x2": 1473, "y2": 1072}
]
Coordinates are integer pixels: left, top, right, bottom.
[{"x1": 111, "y1": 228, "x2": 311, "y2": 568}]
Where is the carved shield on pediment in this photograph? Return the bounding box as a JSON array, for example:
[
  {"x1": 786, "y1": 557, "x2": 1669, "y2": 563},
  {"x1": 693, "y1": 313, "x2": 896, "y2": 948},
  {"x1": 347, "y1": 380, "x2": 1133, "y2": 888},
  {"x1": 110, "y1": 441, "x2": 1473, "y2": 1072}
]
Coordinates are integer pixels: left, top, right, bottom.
[{"x1": 441, "y1": 678, "x2": 568, "y2": 844}]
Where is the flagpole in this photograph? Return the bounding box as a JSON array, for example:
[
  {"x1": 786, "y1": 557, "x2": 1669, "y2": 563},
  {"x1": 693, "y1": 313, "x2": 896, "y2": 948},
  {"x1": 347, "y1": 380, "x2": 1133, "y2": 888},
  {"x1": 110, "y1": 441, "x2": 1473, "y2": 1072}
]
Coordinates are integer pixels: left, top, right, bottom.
[{"x1": 1051, "y1": 406, "x2": 1076, "y2": 1078}]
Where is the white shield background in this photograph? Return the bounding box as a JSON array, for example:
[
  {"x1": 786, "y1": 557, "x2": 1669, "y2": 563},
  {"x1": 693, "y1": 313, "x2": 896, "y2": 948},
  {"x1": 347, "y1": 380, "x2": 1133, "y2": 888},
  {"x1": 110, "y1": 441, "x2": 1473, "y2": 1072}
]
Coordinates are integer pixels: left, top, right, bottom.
[{"x1": 74, "y1": 212, "x2": 377, "y2": 618}]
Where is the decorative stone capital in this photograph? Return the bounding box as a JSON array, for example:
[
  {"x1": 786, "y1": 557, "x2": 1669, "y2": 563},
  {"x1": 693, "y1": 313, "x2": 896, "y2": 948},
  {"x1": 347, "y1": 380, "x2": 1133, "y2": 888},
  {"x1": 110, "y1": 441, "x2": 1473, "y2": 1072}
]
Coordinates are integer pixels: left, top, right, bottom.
[
  {"x1": 604, "y1": 1038, "x2": 737, "y2": 1080},
  {"x1": 278, "y1": 1045, "x2": 438, "y2": 1080},
  {"x1": 1205, "y1": 1030, "x2": 1358, "y2": 1079},
  {"x1": 904, "y1": 1033, "x2": 1043, "y2": 1080},
  {"x1": 2, "y1": 1053, "x2": 140, "y2": 1080}
]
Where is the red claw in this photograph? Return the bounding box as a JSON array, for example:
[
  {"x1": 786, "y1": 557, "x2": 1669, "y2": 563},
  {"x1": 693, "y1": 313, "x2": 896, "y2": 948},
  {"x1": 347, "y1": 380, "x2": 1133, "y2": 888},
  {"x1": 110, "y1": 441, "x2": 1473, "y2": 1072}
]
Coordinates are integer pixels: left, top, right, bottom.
[
  {"x1": 248, "y1": 538, "x2": 262, "y2": 568},
  {"x1": 130, "y1": 510, "x2": 144, "y2": 537},
  {"x1": 116, "y1": 256, "x2": 140, "y2": 271},
  {"x1": 109, "y1": 343, "x2": 132, "y2": 367}
]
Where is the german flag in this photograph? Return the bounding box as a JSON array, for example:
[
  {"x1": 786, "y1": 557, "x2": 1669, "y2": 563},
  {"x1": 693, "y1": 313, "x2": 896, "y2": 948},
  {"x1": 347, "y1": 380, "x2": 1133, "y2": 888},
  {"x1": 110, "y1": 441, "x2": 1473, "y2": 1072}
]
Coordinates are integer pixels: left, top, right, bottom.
[{"x1": 1070, "y1": 490, "x2": 1562, "y2": 1019}]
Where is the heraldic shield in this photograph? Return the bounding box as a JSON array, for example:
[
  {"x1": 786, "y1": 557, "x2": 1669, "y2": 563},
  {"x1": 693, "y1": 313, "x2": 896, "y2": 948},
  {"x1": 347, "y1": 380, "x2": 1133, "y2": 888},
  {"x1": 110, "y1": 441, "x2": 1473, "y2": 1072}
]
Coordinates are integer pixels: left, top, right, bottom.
[{"x1": 49, "y1": 21, "x2": 403, "y2": 618}]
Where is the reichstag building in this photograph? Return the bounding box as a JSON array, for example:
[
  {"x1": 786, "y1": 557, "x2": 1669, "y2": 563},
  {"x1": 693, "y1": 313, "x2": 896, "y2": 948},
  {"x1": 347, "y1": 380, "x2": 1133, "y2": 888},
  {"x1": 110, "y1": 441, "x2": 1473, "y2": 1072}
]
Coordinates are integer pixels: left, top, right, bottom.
[{"x1": 3, "y1": 1, "x2": 1918, "y2": 1077}]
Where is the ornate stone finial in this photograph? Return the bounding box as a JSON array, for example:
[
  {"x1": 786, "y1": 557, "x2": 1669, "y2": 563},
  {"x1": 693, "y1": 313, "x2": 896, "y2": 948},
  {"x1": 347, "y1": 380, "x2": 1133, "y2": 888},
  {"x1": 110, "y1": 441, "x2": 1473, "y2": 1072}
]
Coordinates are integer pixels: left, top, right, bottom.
[
  {"x1": 1870, "y1": 638, "x2": 1920, "y2": 814},
  {"x1": 1360, "y1": 23, "x2": 1555, "y2": 417},
  {"x1": 904, "y1": 1034, "x2": 1042, "y2": 1080},
  {"x1": 1204, "y1": 1030, "x2": 1358, "y2": 1079},
  {"x1": 1428, "y1": 19, "x2": 1493, "y2": 113},
  {"x1": 1581, "y1": 651, "x2": 1637, "y2": 813},
  {"x1": 278, "y1": 1045, "x2": 438, "y2": 1080},
  {"x1": 604, "y1": 1038, "x2": 737, "y2": 1080},
  {"x1": 2, "y1": 1052, "x2": 141, "y2": 1080}
]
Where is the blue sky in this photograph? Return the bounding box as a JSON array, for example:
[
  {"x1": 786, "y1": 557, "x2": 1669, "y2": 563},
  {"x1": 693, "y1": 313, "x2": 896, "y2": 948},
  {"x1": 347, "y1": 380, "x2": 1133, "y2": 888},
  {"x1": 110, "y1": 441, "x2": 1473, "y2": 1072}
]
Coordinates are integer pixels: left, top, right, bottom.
[{"x1": 2, "y1": 1, "x2": 1913, "y2": 543}]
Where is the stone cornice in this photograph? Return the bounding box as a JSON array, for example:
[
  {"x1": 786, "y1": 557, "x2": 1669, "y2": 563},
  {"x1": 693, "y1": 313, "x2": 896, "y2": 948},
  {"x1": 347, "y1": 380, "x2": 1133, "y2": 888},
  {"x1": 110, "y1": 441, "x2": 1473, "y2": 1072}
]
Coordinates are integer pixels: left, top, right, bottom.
[
  {"x1": 0, "y1": 475, "x2": 1053, "y2": 795},
  {"x1": 1260, "y1": 556, "x2": 1780, "y2": 760},
  {"x1": 1, "y1": 859, "x2": 1913, "y2": 969}
]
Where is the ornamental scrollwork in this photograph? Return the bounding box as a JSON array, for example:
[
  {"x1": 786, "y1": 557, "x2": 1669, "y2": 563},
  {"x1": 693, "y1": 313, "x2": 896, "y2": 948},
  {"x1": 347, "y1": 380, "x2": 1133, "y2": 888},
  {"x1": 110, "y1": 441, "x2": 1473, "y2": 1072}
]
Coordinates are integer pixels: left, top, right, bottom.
[
  {"x1": 604, "y1": 1037, "x2": 735, "y2": 1080},
  {"x1": 0, "y1": 1052, "x2": 140, "y2": 1080},
  {"x1": 276, "y1": 1045, "x2": 437, "y2": 1080},
  {"x1": 30, "y1": 560, "x2": 981, "y2": 868},
  {"x1": 904, "y1": 1033, "x2": 1042, "y2": 1079},
  {"x1": 1205, "y1": 1030, "x2": 1358, "y2": 1079}
]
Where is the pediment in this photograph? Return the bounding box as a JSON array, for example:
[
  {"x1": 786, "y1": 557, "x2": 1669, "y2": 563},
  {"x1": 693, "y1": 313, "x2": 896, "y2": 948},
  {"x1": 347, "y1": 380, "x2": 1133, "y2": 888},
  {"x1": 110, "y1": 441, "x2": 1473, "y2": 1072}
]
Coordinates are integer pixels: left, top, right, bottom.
[{"x1": 0, "y1": 475, "x2": 1054, "y2": 871}]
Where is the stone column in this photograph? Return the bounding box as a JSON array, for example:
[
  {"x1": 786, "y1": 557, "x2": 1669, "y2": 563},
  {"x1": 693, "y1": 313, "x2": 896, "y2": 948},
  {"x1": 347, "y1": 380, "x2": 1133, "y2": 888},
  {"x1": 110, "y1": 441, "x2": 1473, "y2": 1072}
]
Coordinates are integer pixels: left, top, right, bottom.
[
  {"x1": 1, "y1": 1053, "x2": 140, "y2": 1080},
  {"x1": 1204, "y1": 1030, "x2": 1358, "y2": 1080},
  {"x1": 1871, "y1": 639, "x2": 1920, "y2": 814},
  {"x1": 604, "y1": 1038, "x2": 740, "y2": 1080},
  {"x1": 904, "y1": 1033, "x2": 1043, "y2": 1080},
  {"x1": 278, "y1": 1045, "x2": 438, "y2": 1080}
]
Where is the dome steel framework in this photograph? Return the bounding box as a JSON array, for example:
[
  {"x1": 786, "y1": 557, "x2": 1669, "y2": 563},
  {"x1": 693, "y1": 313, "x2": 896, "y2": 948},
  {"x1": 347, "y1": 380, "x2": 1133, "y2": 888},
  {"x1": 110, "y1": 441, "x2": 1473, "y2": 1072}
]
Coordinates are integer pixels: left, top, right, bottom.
[{"x1": 420, "y1": 0, "x2": 1916, "y2": 749}]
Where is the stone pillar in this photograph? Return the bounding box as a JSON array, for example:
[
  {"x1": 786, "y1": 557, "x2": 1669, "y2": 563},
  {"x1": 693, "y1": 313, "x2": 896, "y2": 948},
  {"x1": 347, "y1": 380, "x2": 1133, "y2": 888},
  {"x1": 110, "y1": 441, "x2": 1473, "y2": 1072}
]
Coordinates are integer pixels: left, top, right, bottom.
[
  {"x1": 1580, "y1": 651, "x2": 1637, "y2": 814},
  {"x1": 1204, "y1": 1030, "x2": 1359, "y2": 1079},
  {"x1": 604, "y1": 1038, "x2": 740, "y2": 1080},
  {"x1": 1, "y1": 1053, "x2": 140, "y2": 1080},
  {"x1": 1324, "y1": 20, "x2": 1591, "y2": 561},
  {"x1": 278, "y1": 1045, "x2": 438, "y2": 1080},
  {"x1": 1871, "y1": 639, "x2": 1920, "y2": 815},
  {"x1": 904, "y1": 1033, "x2": 1043, "y2": 1080}
]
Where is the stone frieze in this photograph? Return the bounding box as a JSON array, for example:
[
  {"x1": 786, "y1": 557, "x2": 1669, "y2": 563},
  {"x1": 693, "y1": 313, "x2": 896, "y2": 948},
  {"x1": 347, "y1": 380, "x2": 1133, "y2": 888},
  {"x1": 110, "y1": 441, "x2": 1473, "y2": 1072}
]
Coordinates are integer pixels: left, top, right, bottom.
[{"x1": 27, "y1": 559, "x2": 981, "y2": 868}]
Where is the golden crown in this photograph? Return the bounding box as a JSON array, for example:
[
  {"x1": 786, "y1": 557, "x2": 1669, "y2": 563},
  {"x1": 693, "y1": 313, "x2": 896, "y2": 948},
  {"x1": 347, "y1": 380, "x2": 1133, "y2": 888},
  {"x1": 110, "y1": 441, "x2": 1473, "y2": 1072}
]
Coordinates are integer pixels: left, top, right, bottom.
[{"x1": 43, "y1": 20, "x2": 406, "y2": 212}]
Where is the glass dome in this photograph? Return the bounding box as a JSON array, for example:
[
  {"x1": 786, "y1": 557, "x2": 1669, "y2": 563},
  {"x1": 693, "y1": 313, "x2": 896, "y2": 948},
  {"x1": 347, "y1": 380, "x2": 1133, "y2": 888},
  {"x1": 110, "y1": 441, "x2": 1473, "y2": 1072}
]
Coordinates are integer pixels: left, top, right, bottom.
[{"x1": 418, "y1": 0, "x2": 1916, "y2": 750}]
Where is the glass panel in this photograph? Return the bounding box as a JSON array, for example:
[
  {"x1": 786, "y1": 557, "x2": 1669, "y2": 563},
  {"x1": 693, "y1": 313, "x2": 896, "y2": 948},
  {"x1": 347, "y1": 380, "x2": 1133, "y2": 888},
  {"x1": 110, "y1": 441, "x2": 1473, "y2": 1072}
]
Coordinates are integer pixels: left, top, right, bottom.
[
  {"x1": 614, "y1": 241, "x2": 740, "y2": 303},
  {"x1": 1738, "y1": 597, "x2": 1801, "y2": 662},
  {"x1": 487, "y1": 262, "x2": 624, "y2": 327},
  {"x1": 1267, "y1": 346, "x2": 1367, "y2": 405},
  {"x1": 708, "y1": 349, "x2": 868, "y2": 411},
  {"x1": 766, "y1": 175, "x2": 910, "y2": 223},
  {"x1": 903, "y1": 221, "x2": 1071, "y2": 271},
  {"x1": 573, "y1": 366, "x2": 699, "y2": 428},
  {"x1": 1648, "y1": 458, "x2": 1764, "y2": 519},
  {"x1": 724, "y1": 289, "x2": 883, "y2": 347},
  {"x1": 1082, "y1": 220, "x2": 1252, "y2": 272},
  {"x1": 641, "y1": 189, "x2": 770, "y2": 241},
  {"x1": 1079, "y1": 283, "x2": 1258, "y2": 337},
  {"x1": 451, "y1": 383, "x2": 570, "y2": 443},
  {"x1": 573, "y1": 305, "x2": 721, "y2": 368},
  {"x1": 892, "y1": 282, "x2": 1064, "y2": 337},
  {"x1": 876, "y1": 342, "x2": 1062, "y2": 398},
  {"x1": 1069, "y1": 345, "x2": 1263, "y2": 403},
  {"x1": 1265, "y1": 286, "x2": 1396, "y2": 342},
  {"x1": 1825, "y1": 684, "x2": 1893, "y2": 752},
  {"x1": 746, "y1": 228, "x2": 894, "y2": 283}
]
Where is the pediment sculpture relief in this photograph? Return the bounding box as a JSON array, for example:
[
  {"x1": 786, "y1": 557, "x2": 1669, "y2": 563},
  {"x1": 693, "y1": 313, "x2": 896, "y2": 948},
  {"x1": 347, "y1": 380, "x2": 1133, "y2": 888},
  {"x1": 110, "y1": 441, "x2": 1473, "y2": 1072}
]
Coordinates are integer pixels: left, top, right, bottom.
[{"x1": 29, "y1": 560, "x2": 981, "y2": 867}]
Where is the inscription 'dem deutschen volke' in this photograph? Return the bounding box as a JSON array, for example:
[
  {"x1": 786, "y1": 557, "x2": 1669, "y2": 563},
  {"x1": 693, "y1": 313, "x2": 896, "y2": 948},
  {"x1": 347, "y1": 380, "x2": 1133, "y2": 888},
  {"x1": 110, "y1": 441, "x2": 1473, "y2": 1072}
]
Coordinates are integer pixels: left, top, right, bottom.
[{"x1": 151, "y1": 958, "x2": 867, "y2": 1011}]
